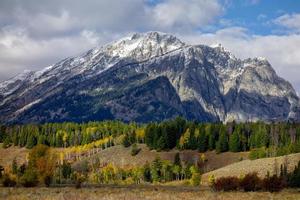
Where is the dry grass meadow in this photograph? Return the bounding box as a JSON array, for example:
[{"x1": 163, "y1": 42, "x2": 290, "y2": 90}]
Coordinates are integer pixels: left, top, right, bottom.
[
  {"x1": 0, "y1": 186, "x2": 300, "y2": 200},
  {"x1": 0, "y1": 186, "x2": 299, "y2": 200}
]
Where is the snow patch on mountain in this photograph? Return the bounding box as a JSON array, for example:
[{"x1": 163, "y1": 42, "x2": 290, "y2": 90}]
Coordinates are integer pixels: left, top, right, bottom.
[
  {"x1": 0, "y1": 70, "x2": 33, "y2": 96},
  {"x1": 106, "y1": 32, "x2": 186, "y2": 60},
  {"x1": 15, "y1": 98, "x2": 42, "y2": 114}
]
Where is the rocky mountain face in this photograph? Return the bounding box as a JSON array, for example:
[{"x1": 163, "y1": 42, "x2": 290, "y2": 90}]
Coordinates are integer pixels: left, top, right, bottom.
[{"x1": 0, "y1": 31, "x2": 299, "y2": 124}]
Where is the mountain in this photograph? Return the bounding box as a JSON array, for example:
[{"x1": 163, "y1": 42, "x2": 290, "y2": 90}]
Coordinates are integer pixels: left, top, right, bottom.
[{"x1": 0, "y1": 31, "x2": 300, "y2": 124}]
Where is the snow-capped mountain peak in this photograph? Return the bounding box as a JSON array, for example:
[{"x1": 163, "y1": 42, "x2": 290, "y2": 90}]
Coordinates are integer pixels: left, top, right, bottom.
[
  {"x1": 106, "y1": 31, "x2": 186, "y2": 59},
  {"x1": 0, "y1": 32, "x2": 299, "y2": 123}
]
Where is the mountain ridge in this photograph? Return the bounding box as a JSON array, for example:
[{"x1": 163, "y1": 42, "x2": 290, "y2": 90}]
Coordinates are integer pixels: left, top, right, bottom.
[{"x1": 0, "y1": 31, "x2": 299, "y2": 124}]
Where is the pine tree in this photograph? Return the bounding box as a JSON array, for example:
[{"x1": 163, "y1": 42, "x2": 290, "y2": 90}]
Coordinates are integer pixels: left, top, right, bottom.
[
  {"x1": 188, "y1": 125, "x2": 197, "y2": 149},
  {"x1": 143, "y1": 162, "x2": 151, "y2": 182},
  {"x1": 156, "y1": 134, "x2": 167, "y2": 150},
  {"x1": 151, "y1": 156, "x2": 162, "y2": 182},
  {"x1": 145, "y1": 123, "x2": 156, "y2": 149},
  {"x1": 3, "y1": 136, "x2": 11, "y2": 148},
  {"x1": 250, "y1": 123, "x2": 269, "y2": 149},
  {"x1": 173, "y1": 152, "x2": 181, "y2": 167},
  {"x1": 55, "y1": 131, "x2": 64, "y2": 147},
  {"x1": 11, "y1": 158, "x2": 18, "y2": 174},
  {"x1": 12, "y1": 133, "x2": 19, "y2": 146},
  {"x1": 38, "y1": 135, "x2": 46, "y2": 145},
  {"x1": 26, "y1": 134, "x2": 37, "y2": 149},
  {"x1": 216, "y1": 126, "x2": 228, "y2": 153},
  {"x1": 197, "y1": 127, "x2": 207, "y2": 152},
  {"x1": 229, "y1": 130, "x2": 241, "y2": 152},
  {"x1": 61, "y1": 161, "x2": 72, "y2": 179},
  {"x1": 208, "y1": 125, "x2": 217, "y2": 150},
  {"x1": 122, "y1": 134, "x2": 131, "y2": 147}
]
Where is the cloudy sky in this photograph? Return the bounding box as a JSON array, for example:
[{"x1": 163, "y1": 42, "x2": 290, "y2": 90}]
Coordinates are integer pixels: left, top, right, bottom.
[{"x1": 0, "y1": 0, "x2": 300, "y2": 94}]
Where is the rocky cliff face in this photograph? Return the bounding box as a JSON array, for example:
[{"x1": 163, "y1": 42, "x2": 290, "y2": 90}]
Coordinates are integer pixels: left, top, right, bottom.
[{"x1": 0, "y1": 32, "x2": 299, "y2": 123}]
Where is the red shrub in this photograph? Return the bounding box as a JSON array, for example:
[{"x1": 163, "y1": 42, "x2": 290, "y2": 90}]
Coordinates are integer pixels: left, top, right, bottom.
[
  {"x1": 211, "y1": 173, "x2": 287, "y2": 193},
  {"x1": 2, "y1": 174, "x2": 16, "y2": 187},
  {"x1": 239, "y1": 173, "x2": 262, "y2": 191},
  {"x1": 212, "y1": 176, "x2": 239, "y2": 191},
  {"x1": 262, "y1": 175, "x2": 285, "y2": 192}
]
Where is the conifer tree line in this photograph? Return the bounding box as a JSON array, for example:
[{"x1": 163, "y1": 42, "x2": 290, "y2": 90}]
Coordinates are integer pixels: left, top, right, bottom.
[
  {"x1": 144, "y1": 118, "x2": 300, "y2": 157},
  {"x1": 0, "y1": 121, "x2": 139, "y2": 149},
  {"x1": 1, "y1": 117, "x2": 300, "y2": 157}
]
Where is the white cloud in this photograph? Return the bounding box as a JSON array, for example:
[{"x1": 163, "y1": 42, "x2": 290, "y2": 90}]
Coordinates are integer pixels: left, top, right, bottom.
[
  {"x1": 151, "y1": 0, "x2": 223, "y2": 31},
  {"x1": 19, "y1": 10, "x2": 77, "y2": 38},
  {"x1": 0, "y1": 27, "x2": 120, "y2": 80},
  {"x1": 0, "y1": 0, "x2": 149, "y2": 38},
  {"x1": 273, "y1": 13, "x2": 300, "y2": 33},
  {"x1": 257, "y1": 14, "x2": 267, "y2": 21},
  {"x1": 0, "y1": 0, "x2": 223, "y2": 81},
  {"x1": 0, "y1": 0, "x2": 223, "y2": 38}
]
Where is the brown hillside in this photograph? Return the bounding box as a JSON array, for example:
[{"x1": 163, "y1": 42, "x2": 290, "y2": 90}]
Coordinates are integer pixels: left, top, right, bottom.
[
  {"x1": 72, "y1": 144, "x2": 249, "y2": 172},
  {"x1": 0, "y1": 144, "x2": 249, "y2": 174},
  {"x1": 202, "y1": 153, "x2": 300, "y2": 185},
  {"x1": 0, "y1": 145, "x2": 29, "y2": 169}
]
